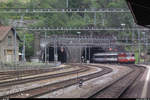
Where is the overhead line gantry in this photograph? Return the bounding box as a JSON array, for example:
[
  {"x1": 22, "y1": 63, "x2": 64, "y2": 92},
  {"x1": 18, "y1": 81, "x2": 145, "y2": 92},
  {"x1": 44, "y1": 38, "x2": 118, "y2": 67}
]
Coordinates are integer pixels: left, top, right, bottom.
[
  {"x1": 0, "y1": 8, "x2": 130, "y2": 13},
  {"x1": 16, "y1": 27, "x2": 150, "y2": 31}
]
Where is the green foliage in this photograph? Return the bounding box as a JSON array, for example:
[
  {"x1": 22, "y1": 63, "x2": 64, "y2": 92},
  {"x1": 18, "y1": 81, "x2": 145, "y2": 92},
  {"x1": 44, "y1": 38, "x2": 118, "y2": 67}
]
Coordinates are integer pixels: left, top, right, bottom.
[
  {"x1": 0, "y1": 13, "x2": 9, "y2": 25},
  {"x1": 134, "y1": 52, "x2": 139, "y2": 64},
  {"x1": 19, "y1": 32, "x2": 34, "y2": 59},
  {"x1": 107, "y1": 0, "x2": 128, "y2": 8}
]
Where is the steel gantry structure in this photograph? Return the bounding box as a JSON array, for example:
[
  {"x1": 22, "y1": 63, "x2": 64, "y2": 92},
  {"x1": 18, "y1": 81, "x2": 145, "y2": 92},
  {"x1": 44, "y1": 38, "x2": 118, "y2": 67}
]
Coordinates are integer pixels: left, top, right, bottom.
[
  {"x1": 1, "y1": 6, "x2": 149, "y2": 64},
  {"x1": 16, "y1": 27, "x2": 150, "y2": 31},
  {"x1": 40, "y1": 34, "x2": 150, "y2": 47},
  {"x1": 39, "y1": 33, "x2": 150, "y2": 63},
  {"x1": 0, "y1": 8, "x2": 130, "y2": 13}
]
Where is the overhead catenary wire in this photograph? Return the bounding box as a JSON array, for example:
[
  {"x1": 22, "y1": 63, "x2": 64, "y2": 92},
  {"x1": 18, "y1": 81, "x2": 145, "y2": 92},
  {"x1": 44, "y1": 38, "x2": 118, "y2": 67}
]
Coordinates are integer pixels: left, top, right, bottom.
[
  {"x1": 0, "y1": 8, "x2": 130, "y2": 13},
  {"x1": 16, "y1": 27, "x2": 150, "y2": 31}
]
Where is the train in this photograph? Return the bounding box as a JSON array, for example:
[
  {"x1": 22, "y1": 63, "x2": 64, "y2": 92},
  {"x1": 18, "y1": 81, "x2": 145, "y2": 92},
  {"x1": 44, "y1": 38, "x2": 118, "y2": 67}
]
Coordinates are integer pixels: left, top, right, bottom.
[{"x1": 92, "y1": 52, "x2": 135, "y2": 64}]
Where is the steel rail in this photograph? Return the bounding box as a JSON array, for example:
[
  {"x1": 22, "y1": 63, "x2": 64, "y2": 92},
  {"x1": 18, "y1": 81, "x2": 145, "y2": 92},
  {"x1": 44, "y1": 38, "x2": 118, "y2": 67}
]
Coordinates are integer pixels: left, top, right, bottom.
[
  {"x1": 0, "y1": 66, "x2": 88, "y2": 88},
  {"x1": 89, "y1": 65, "x2": 144, "y2": 98},
  {"x1": 0, "y1": 64, "x2": 112, "y2": 98}
]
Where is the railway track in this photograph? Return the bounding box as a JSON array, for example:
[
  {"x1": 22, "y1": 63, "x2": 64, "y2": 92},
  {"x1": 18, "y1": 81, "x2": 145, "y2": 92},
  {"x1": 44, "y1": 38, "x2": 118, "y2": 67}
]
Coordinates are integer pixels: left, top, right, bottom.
[
  {"x1": 0, "y1": 65, "x2": 73, "y2": 81},
  {"x1": 0, "y1": 64, "x2": 112, "y2": 98},
  {"x1": 0, "y1": 65, "x2": 88, "y2": 88},
  {"x1": 89, "y1": 64, "x2": 145, "y2": 98}
]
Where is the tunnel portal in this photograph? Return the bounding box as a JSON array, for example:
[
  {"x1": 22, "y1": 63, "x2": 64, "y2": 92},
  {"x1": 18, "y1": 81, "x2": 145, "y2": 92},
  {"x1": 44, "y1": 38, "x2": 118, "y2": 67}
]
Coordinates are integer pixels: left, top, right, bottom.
[
  {"x1": 82, "y1": 47, "x2": 105, "y2": 63},
  {"x1": 39, "y1": 34, "x2": 121, "y2": 63},
  {"x1": 42, "y1": 47, "x2": 67, "y2": 63}
]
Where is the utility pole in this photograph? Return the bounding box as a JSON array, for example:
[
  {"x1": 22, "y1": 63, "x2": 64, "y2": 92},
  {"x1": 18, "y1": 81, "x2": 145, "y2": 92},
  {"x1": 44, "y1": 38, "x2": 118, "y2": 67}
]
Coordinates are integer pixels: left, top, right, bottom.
[
  {"x1": 45, "y1": 31, "x2": 47, "y2": 63},
  {"x1": 94, "y1": 12, "x2": 96, "y2": 26},
  {"x1": 19, "y1": 15, "x2": 26, "y2": 62},
  {"x1": 132, "y1": 27, "x2": 134, "y2": 53},
  {"x1": 77, "y1": 32, "x2": 81, "y2": 64},
  {"x1": 146, "y1": 32, "x2": 148, "y2": 49},
  {"x1": 142, "y1": 31, "x2": 146, "y2": 63},
  {"x1": 85, "y1": 46, "x2": 87, "y2": 63},
  {"x1": 56, "y1": 35, "x2": 58, "y2": 64},
  {"x1": 22, "y1": 34, "x2": 26, "y2": 62},
  {"x1": 54, "y1": 35, "x2": 58, "y2": 66},
  {"x1": 102, "y1": 13, "x2": 105, "y2": 26},
  {"x1": 14, "y1": 14, "x2": 24, "y2": 64},
  {"x1": 121, "y1": 23, "x2": 126, "y2": 52},
  {"x1": 138, "y1": 29, "x2": 141, "y2": 64},
  {"x1": 14, "y1": 28, "x2": 17, "y2": 64}
]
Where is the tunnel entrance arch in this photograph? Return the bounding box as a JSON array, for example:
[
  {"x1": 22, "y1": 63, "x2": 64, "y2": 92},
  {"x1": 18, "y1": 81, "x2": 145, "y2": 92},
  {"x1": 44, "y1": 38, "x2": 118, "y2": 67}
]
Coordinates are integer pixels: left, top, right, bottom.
[
  {"x1": 82, "y1": 46, "x2": 105, "y2": 63},
  {"x1": 57, "y1": 47, "x2": 67, "y2": 63},
  {"x1": 48, "y1": 47, "x2": 54, "y2": 62},
  {"x1": 40, "y1": 34, "x2": 119, "y2": 63},
  {"x1": 42, "y1": 45, "x2": 69, "y2": 63}
]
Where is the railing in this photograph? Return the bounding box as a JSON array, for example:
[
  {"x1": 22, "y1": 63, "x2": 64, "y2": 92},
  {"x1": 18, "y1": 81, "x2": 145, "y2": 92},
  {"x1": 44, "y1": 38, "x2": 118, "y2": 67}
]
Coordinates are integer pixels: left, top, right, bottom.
[{"x1": 0, "y1": 62, "x2": 55, "y2": 71}]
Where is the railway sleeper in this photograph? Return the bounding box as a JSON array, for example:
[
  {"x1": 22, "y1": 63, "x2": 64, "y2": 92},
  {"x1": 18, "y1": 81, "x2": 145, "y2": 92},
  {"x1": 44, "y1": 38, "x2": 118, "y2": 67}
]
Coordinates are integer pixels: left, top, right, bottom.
[
  {"x1": 0, "y1": 66, "x2": 89, "y2": 98},
  {"x1": 89, "y1": 65, "x2": 143, "y2": 98},
  {"x1": 0, "y1": 65, "x2": 111, "y2": 98},
  {"x1": 0, "y1": 65, "x2": 74, "y2": 82}
]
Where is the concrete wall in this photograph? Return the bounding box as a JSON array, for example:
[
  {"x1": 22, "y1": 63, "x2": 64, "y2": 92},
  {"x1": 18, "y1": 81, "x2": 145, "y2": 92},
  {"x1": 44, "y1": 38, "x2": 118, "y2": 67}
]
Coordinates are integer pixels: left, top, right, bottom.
[
  {"x1": 33, "y1": 32, "x2": 40, "y2": 57},
  {"x1": 66, "y1": 46, "x2": 83, "y2": 63},
  {"x1": 0, "y1": 30, "x2": 19, "y2": 63},
  {"x1": 39, "y1": 34, "x2": 118, "y2": 63}
]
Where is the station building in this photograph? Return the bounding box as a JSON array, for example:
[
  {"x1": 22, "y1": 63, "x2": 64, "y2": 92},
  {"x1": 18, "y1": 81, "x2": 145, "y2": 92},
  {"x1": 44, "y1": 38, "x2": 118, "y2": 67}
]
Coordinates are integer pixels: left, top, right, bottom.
[{"x1": 0, "y1": 25, "x2": 21, "y2": 63}]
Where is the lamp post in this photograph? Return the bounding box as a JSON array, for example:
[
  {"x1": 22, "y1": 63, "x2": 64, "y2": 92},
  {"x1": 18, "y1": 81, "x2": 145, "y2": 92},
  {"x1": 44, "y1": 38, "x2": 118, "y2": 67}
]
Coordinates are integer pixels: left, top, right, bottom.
[
  {"x1": 121, "y1": 23, "x2": 126, "y2": 50},
  {"x1": 13, "y1": 20, "x2": 26, "y2": 84},
  {"x1": 13, "y1": 20, "x2": 27, "y2": 63},
  {"x1": 121, "y1": 23, "x2": 126, "y2": 27},
  {"x1": 121, "y1": 23, "x2": 126, "y2": 35},
  {"x1": 121, "y1": 23, "x2": 126, "y2": 34}
]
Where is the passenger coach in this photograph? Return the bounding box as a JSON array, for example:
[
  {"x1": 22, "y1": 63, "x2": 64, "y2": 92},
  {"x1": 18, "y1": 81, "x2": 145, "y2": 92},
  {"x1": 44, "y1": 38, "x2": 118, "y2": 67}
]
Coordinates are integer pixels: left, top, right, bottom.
[
  {"x1": 92, "y1": 52, "x2": 135, "y2": 64},
  {"x1": 92, "y1": 52, "x2": 118, "y2": 63}
]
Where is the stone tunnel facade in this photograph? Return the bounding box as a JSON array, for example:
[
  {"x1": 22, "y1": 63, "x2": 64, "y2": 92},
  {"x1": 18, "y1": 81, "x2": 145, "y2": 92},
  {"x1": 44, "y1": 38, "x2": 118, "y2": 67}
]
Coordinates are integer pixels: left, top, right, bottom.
[{"x1": 32, "y1": 34, "x2": 123, "y2": 63}]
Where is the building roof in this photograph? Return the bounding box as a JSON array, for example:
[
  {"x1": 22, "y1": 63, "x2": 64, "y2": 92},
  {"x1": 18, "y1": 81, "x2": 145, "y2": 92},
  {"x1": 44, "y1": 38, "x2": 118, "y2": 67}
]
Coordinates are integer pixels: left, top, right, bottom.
[
  {"x1": 126, "y1": 0, "x2": 150, "y2": 28},
  {"x1": 0, "y1": 25, "x2": 21, "y2": 42}
]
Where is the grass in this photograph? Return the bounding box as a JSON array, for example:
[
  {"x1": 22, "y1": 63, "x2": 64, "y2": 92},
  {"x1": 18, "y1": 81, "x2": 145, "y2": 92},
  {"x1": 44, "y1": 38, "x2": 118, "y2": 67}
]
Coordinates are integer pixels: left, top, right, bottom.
[{"x1": 134, "y1": 51, "x2": 145, "y2": 64}]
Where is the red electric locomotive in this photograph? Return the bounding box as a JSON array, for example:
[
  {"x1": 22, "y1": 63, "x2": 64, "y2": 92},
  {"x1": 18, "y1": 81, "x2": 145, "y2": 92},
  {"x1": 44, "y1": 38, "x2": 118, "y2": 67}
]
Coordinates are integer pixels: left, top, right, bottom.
[{"x1": 118, "y1": 52, "x2": 135, "y2": 64}]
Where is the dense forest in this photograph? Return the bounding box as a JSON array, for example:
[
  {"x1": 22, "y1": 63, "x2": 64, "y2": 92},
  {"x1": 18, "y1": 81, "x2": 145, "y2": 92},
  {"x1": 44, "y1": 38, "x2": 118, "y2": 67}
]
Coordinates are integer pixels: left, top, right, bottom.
[{"x1": 0, "y1": 0, "x2": 133, "y2": 28}]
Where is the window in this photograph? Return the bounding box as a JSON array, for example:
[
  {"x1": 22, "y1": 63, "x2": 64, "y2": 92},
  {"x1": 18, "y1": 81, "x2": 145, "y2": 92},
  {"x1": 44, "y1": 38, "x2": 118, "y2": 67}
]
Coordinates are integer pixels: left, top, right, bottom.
[{"x1": 8, "y1": 36, "x2": 12, "y2": 46}]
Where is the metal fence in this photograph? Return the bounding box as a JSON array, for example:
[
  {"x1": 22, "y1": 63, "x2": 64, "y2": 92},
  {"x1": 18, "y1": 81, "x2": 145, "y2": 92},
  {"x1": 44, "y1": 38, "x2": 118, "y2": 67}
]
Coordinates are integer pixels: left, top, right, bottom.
[{"x1": 0, "y1": 61, "x2": 60, "y2": 71}]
